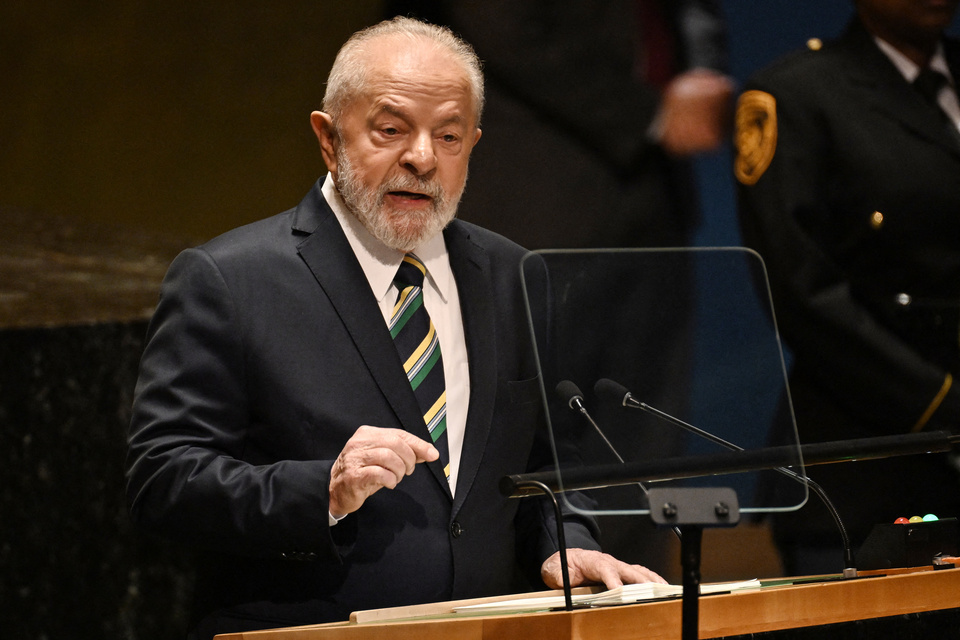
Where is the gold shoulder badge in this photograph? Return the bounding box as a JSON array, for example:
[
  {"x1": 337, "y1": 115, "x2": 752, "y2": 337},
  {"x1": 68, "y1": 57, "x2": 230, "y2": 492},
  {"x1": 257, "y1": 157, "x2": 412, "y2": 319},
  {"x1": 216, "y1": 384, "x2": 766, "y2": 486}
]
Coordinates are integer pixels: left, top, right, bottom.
[{"x1": 734, "y1": 90, "x2": 778, "y2": 186}]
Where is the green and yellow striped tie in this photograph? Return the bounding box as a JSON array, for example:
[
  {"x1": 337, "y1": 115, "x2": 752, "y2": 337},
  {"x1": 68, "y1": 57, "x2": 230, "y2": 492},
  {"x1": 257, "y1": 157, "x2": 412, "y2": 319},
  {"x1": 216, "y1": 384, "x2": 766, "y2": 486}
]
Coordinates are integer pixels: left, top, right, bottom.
[{"x1": 390, "y1": 254, "x2": 449, "y2": 479}]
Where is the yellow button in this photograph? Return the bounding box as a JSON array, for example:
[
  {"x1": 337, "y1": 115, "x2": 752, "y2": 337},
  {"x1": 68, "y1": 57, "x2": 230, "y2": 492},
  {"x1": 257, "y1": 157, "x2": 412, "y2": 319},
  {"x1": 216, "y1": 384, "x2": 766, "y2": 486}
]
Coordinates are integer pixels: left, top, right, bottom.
[
  {"x1": 807, "y1": 38, "x2": 823, "y2": 51},
  {"x1": 870, "y1": 211, "x2": 884, "y2": 229}
]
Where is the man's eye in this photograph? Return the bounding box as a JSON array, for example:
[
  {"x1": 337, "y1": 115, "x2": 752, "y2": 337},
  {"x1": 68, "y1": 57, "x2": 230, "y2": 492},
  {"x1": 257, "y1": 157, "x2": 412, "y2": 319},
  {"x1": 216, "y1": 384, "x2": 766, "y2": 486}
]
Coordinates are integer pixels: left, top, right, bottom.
[
  {"x1": 441, "y1": 134, "x2": 458, "y2": 143},
  {"x1": 382, "y1": 127, "x2": 399, "y2": 135}
]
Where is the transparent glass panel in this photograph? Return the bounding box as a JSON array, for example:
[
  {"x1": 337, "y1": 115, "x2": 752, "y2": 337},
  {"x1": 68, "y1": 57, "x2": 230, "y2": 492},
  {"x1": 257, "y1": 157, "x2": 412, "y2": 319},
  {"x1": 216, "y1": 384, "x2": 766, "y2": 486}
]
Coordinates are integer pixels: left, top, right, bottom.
[{"x1": 520, "y1": 248, "x2": 806, "y2": 516}]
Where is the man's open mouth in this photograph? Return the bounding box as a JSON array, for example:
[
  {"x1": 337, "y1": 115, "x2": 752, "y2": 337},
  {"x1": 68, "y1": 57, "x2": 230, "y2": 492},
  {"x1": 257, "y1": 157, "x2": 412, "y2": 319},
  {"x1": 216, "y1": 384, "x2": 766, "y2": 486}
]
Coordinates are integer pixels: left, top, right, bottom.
[{"x1": 390, "y1": 191, "x2": 431, "y2": 200}]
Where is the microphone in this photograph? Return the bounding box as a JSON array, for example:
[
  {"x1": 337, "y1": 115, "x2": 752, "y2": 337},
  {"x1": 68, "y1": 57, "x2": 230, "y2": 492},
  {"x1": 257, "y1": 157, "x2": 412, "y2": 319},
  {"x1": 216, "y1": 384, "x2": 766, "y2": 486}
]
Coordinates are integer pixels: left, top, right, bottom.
[
  {"x1": 596, "y1": 378, "x2": 743, "y2": 451},
  {"x1": 595, "y1": 377, "x2": 858, "y2": 578},
  {"x1": 554, "y1": 381, "x2": 682, "y2": 539},
  {"x1": 556, "y1": 380, "x2": 625, "y2": 465}
]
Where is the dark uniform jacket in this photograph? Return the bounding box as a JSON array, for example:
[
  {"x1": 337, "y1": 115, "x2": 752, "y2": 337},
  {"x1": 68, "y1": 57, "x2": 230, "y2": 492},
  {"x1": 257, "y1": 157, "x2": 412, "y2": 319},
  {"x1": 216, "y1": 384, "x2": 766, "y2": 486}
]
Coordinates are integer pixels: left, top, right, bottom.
[{"x1": 735, "y1": 18, "x2": 960, "y2": 559}]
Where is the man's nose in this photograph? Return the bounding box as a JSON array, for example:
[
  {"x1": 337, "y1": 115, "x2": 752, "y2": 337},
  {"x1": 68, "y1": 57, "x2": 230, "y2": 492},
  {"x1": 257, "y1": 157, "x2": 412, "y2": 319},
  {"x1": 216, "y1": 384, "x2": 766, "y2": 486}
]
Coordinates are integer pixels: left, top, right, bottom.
[{"x1": 400, "y1": 131, "x2": 437, "y2": 176}]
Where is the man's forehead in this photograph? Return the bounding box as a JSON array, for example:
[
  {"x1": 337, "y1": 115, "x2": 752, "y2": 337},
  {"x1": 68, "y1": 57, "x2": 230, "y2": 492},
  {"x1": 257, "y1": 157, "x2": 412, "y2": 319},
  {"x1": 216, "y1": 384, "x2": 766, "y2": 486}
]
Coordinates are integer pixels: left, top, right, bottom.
[
  {"x1": 361, "y1": 35, "x2": 469, "y2": 86},
  {"x1": 353, "y1": 37, "x2": 477, "y2": 120}
]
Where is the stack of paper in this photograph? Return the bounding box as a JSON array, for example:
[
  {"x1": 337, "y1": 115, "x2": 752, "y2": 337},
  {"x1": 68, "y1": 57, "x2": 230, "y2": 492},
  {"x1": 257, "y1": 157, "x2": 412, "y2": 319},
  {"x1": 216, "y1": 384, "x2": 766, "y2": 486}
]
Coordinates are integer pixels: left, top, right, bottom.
[{"x1": 453, "y1": 579, "x2": 761, "y2": 614}]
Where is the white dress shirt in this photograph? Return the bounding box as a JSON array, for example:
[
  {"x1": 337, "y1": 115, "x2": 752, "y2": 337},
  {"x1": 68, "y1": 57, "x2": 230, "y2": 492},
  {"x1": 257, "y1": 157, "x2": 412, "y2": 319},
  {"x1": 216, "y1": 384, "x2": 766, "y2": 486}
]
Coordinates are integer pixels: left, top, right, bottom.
[
  {"x1": 321, "y1": 175, "x2": 470, "y2": 497},
  {"x1": 874, "y1": 37, "x2": 960, "y2": 132}
]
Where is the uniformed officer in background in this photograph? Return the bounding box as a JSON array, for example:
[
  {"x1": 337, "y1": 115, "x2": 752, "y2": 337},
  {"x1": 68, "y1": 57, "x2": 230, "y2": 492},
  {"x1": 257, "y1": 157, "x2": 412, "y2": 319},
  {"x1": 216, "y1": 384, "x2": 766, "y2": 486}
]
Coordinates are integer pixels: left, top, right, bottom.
[{"x1": 735, "y1": 0, "x2": 960, "y2": 575}]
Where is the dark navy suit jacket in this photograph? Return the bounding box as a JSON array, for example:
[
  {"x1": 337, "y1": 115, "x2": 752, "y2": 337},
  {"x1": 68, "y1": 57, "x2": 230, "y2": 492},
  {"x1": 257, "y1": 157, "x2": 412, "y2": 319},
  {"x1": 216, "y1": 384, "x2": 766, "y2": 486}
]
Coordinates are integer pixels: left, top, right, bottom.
[{"x1": 126, "y1": 178, "x2": 599, "y2": 638}]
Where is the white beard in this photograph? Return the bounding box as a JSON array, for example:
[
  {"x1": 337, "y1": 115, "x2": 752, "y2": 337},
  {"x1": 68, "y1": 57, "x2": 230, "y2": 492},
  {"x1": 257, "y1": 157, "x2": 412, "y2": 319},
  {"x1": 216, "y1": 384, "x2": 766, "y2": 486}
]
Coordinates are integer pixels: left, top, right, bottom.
[{"x1": 334, "y1": 145, "x2": 465, "y2": 252}]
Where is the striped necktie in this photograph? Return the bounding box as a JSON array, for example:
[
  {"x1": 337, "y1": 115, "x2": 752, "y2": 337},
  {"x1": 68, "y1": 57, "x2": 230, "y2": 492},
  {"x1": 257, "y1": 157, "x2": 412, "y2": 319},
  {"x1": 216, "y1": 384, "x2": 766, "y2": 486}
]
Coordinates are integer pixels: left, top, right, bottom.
[{"x1": 390, "y1": 254, "x2": 450, "y2": 479}]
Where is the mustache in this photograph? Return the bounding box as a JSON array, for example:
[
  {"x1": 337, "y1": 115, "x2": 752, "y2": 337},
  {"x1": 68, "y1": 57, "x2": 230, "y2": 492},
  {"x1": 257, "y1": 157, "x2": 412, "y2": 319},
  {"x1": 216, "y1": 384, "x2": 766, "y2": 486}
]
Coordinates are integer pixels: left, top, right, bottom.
[{"x1": 378, "y1": 174, "x2": 445, "y2": 202}]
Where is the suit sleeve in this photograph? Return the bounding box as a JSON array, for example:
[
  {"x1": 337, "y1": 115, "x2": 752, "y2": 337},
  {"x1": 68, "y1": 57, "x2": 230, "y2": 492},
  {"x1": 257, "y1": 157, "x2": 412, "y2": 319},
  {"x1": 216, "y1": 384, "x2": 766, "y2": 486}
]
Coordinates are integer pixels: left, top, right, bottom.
[
  {"x1": 672, "y1": 0, "x2": 729, "y2": 71},
  {"x1": 517, "y1": 407, "x2": 603, "y2": 568},
  {"x1": 510, "y1": 253, "x2": 602, "y2": 569},
  {"x1": 736, "y1": 78, "x2": 960, "y2": 434},
  {"x1": 522, "y1": 474, "x2": 604, "y2": 567},
  {"x1": 125, "y1": 248, "x2": 343, "y2": 561}
]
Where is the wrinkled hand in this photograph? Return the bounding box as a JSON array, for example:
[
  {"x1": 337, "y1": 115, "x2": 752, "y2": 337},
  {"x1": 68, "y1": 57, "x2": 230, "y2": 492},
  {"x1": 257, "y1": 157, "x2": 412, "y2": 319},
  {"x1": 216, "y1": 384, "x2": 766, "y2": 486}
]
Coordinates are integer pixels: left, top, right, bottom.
[
  {"x1": 658, "y1": 68, "x2": 735, "y2": 156},
  {"x1": 541, "y1": 548, "x2": 667, "y2": 590},
  {"x1": 328, "y1": 425, "x2": 439, "y2": 518}
]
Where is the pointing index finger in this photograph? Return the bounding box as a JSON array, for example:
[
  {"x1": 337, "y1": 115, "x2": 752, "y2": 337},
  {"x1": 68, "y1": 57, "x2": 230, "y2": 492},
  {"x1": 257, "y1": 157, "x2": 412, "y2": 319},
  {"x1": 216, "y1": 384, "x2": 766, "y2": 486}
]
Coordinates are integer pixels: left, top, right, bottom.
[{"x1": 396, "y1": 429, "x2": 440, "y2": 464}]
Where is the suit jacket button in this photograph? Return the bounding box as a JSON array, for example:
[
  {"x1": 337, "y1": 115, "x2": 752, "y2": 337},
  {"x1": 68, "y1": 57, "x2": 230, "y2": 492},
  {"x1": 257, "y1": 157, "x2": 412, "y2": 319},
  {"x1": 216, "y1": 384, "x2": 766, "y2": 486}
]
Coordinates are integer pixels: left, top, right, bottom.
[{"x1": 450, "y1": 521, "x2": 463, "y2": 538}]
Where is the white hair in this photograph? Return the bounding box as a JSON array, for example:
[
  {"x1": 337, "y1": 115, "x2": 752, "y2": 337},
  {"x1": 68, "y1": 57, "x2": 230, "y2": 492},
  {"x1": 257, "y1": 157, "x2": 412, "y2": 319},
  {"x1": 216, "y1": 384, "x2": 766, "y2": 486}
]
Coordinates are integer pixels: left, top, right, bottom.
[{"x1": 322, "y1": 16, "x2": 485, "y2": 126}]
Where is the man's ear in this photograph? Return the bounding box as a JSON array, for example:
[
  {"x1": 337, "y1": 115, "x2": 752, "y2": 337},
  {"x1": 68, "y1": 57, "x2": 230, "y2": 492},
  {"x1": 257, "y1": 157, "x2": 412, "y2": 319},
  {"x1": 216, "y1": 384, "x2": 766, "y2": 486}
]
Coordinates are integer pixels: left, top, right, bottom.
[{"x1": 310, "y1": 111, "x2": 338, "y2": 174}]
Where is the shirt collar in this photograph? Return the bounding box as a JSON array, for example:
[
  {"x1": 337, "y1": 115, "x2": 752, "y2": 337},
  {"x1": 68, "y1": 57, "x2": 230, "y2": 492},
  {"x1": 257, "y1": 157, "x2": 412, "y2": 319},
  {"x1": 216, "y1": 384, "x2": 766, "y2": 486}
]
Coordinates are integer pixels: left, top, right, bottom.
[
  {"x1": 874, "y1": 36, "x2": 953, "y2": 85},
  {"x1": 320, "y1": 174, "x2": 451, "y2": 304}
]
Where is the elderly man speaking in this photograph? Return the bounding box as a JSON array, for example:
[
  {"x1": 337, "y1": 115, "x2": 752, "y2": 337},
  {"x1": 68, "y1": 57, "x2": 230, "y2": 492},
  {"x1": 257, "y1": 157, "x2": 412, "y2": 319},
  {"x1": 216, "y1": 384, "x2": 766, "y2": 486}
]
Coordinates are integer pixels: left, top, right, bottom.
[{"x1": 126, "y1": 16, "x2": 663, "y2": 639}]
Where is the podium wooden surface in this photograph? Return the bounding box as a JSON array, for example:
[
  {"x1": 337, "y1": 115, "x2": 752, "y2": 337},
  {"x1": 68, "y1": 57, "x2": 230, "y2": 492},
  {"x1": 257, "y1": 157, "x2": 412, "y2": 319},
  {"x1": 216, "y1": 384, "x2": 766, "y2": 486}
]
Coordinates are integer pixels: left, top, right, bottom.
[{"x1": 216, "y1": 566, "x2": 960, "y2": 639}]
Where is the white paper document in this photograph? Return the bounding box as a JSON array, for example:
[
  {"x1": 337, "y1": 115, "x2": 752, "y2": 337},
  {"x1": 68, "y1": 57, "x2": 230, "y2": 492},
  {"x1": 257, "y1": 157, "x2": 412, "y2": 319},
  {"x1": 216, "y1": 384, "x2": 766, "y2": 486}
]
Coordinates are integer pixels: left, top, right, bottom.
[{"x1": 452, "y1": 579, "x2": 761, "y2": 614}]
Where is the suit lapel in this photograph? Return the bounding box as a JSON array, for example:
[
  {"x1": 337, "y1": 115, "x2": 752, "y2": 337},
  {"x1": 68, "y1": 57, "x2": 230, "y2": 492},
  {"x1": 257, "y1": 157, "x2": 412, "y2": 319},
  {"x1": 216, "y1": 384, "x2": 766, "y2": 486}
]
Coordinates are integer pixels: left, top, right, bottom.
[
  {"x1": 293, "y1": 182, "x2": 440, "y2": 471},
  {"x1": 444, "y1": 223, "x2": 499, "y2": 512},
  {"x1": 842, "y1": 22, "x2": 960, "y2": 158}
]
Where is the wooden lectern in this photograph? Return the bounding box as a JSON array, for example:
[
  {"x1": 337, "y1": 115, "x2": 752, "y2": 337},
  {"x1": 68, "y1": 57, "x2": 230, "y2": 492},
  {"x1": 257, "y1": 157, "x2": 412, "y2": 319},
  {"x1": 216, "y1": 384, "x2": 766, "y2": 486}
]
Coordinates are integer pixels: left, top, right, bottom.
[{"x1": 215, "y1": 566, "x2": 960, "y2": 639}]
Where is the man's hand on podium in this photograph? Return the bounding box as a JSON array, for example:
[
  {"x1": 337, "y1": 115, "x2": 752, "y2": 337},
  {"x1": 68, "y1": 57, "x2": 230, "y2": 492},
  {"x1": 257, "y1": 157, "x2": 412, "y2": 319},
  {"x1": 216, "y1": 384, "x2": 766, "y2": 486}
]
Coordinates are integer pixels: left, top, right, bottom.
[{"x1": 541, "y1": 548, "x2": 667, "y2": 590}]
